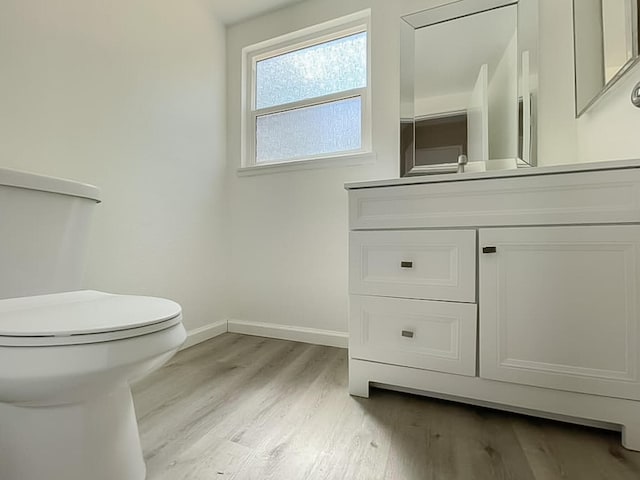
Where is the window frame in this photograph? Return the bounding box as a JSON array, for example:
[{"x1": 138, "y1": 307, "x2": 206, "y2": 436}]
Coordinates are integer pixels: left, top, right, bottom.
[{"x1": 240, "y1": 10, "x2": 372, "y2": 172}]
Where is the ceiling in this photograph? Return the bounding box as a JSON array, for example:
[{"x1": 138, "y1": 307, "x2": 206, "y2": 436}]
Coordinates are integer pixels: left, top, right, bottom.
[{"x1": 210, "y1": 0, "x2": 307, "y2": 25}]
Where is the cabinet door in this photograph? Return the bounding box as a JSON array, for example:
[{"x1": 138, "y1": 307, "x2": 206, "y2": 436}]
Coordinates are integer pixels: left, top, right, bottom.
[
  {"x1": 479, "y1": 226, "x2": 640, "y2": 400},
  {"x1": 350, "y1": 230, "x2": 476, "y2": 302},
  {"x1": 350, "y1": 295, "x2": 477, "y2": 376}
]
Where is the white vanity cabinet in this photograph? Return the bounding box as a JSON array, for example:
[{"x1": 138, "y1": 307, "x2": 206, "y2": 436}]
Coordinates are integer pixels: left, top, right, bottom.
[{"x1": 346, "y1": 161, "x2": 640, "y2": 451}]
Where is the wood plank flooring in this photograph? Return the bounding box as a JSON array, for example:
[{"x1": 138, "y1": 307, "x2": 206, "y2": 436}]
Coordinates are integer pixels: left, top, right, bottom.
[{"x1": 132, "y1": 333, "x2": 640, "y2": 479}]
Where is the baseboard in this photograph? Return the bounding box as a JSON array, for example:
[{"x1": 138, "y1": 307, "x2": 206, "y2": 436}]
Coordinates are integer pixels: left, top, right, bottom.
[
  {"x1": 181, "y1": 320, "x2": 228, "y2": 350},
  {"x1": 227, "y1": 319, "x2": 348, "y2": 348}
]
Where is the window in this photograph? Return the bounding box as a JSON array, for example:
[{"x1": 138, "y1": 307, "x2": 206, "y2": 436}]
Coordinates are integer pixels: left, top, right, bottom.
[{"x1": 241, "y1": 11, "x2": 371, "y2": 171}]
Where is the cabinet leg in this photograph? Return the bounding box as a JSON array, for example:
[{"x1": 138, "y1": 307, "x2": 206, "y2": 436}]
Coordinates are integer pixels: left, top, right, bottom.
[
  {"x1": 348, "y1": 359, "x2": 370, "y2": 398},
  {"x1": 349, "y1": 377, "x2": 370, "y2": 398},
  {"x1": 622, "y1": 423, "x2": 640, "y2": 451}
]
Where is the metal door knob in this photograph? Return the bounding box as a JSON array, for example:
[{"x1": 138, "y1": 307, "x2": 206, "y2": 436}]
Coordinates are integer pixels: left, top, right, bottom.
[{"x1": 632, "y1": 81, "x2": 640, "y2": 108}]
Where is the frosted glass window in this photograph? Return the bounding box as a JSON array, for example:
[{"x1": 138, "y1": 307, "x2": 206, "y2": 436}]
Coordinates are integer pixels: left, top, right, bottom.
[
  {"x1": 243, "y1": 12, "x2": 370, "y2": 168},
  {"x1": 256, "y1": 32, "x2": 367, "y2": 110},
  {"x1": 256, "y1": 97, "x2": 362, "y2": 163}
]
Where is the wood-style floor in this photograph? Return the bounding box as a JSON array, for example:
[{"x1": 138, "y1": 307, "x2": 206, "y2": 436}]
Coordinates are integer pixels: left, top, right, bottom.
[{"x1": 133, "y1": 333, "x2": 640, "y2": 480}]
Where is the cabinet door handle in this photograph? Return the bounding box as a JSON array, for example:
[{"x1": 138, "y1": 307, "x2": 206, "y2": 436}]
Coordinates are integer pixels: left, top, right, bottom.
[
  {"x1": 400, "y1": 261, "x2": 413, "y2": 268},
  {"x1": 482, "y1": 246, "x2": 497, "y2": 254},
  {"x1": 401, "y1": 330, "x2": 414, "y2": 338}
]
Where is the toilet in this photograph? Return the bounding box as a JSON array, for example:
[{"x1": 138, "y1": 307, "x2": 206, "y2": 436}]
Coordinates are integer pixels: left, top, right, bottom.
[{"x1": 0, "y1": 167, "x2": 187, "y2": 480}]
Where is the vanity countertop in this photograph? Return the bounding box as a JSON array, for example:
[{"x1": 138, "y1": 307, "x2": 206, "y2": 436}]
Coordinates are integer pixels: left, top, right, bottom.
[{"x1": 344, "y1": 158, "x2": 640, "y2": 190}]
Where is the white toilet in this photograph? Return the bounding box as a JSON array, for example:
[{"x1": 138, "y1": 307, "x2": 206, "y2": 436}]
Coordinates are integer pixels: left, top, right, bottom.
[{"x1": 0, "y1": 167, "x2": 187, "y2": 480}]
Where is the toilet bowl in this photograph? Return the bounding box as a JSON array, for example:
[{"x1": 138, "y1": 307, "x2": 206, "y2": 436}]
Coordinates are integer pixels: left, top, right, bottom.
[
  {"x1": 0, "y1": 167, "x2": 187, "y2": 479},
  {"x1": 0, "y1": 290, "x2": 187, "y2": 480}
]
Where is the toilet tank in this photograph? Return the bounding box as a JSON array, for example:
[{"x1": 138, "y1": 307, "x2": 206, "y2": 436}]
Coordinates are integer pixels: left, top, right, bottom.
[{"x1": 0, "y1": 168, "x2": 101, "y2": 299}]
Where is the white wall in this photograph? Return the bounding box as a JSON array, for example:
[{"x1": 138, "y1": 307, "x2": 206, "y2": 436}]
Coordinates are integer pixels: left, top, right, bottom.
[
  {"x1": 536, "y1": 0, "x2": 580, "y2": 165},
  {"x1": 0, "y1": 0, "x2": 229, "y2": 332},
  {"x1": 488, "y1": 32, "x2": 518, "y2": 159},
  {"x1": 537, "y1": 0, "x2": 640, "y2": 165},
  {"x1": 577, "y1": 64, "x2": 640, "y2": 162},
  {"x1": 573, "y1": 0, "x2": 605, "y2": 112},
  {"x1": 226, "y1": 0, "x2": 448, "y2": 333}
]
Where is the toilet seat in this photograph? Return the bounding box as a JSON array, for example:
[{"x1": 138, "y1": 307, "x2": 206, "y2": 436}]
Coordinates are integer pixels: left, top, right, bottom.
[{"x1": 0, "y1": 290, "x2": 182, "y2": 347}]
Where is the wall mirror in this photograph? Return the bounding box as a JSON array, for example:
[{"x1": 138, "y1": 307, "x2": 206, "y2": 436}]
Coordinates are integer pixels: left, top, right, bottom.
[
  {"x1": 574, "y1": 0, "x2": 640, "y2": 116},
  {"x1": 401, "y1": 0, "x2": 538, "y2": 176}
]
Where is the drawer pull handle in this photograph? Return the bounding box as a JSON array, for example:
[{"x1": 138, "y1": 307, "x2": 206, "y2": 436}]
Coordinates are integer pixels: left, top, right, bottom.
[
  {"x1": 400, "y1": 261, "x2": 413, "y2": 268},
  {"x1": 401, "y1": 330, "x2": 414, "y2": 338},
  {"x1": 482, "y1": 246, "x2": 497, "y2": 254}
]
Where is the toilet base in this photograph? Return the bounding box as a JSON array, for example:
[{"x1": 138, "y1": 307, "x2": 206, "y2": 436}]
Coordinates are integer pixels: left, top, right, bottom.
[{"x1": 0, "y1": 385, "x2": 146, "y2": 480}]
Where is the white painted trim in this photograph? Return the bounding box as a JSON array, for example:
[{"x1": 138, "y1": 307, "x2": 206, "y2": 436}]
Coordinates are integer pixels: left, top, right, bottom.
[
  {"x1": 242, "y1": 9, "x2": 371, "y2": 55},
  {"x1": 237, "y1": 151, "x2": 375, "y2": 176},
  {"x1": 181, "y1": 320, "x2": 228, "y2": 350},
  {"x1": 241, "y1": 10, "x2": 372, "y2": 169},
  {"x1": 228, "y1": 319, "x2": 348, "y2": 348}
]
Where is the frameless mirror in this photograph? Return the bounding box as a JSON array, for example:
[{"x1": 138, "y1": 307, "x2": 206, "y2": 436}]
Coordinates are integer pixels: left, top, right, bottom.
[
  {"x1": 517, "y1": 0, "x2": 538, "y2": 166},
  {"x1": 574, "y1": 0, "x2": 640, "y2": 116},
  {"x1": 400, "y1": 0, "x2": 535, "y2": 176}
]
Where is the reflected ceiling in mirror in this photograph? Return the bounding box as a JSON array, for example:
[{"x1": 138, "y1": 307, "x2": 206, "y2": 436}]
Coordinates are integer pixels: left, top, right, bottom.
[
  {"x1": 574, "y1": 0, "x2": 640, "y2": 116},
  {"x1": 414, "y1": 7, "x2": 516, "y2": 121}
]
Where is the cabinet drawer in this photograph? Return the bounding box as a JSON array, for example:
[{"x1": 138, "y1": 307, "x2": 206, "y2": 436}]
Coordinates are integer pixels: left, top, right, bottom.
[
  {"x1": 349, "y1": 295, "x2": 477, "y2": 376},
  {"x1": 348, "y1": 169, "x2": 640, "y2": 229},
  {"x1": 350, "y1": 230, "x2": 476, "y2": 302}
]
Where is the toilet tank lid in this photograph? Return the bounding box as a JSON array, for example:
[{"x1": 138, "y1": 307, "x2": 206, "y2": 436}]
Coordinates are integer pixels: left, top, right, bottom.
[{"x1": 0, "y1": 167, "x2": 101, "y2": 202}]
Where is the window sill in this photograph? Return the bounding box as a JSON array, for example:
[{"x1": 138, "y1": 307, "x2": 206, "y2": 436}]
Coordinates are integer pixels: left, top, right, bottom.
[{"x1": 237, "y1": 151, "x2": 376, "y2": 177}]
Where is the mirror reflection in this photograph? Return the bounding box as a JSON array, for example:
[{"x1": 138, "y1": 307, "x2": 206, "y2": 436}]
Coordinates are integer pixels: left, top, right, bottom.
[
  {"x1": 574, "y1": 0, "x2": 640, "y2": 116},
  {"x1": 400, "y1": 2, "x2": 523, "y2": 176},
  {"x1": 517, "y1": 0, "x2": 538, "y2": 166}
]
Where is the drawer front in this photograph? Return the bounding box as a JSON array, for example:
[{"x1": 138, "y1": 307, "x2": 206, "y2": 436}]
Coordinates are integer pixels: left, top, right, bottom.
[
  {"x1": 350, "y1": 230, "x2": 476, "y2": 302},
  {"x1": 349, "y1": 169, "x2": 640, "y2": 229},
  {"x1": 349, "y1": 295, "x2": 477, "y2": 376}
]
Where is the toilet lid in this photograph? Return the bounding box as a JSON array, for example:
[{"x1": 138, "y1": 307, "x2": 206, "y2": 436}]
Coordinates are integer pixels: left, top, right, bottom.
[{"x1": 0, "y1": 290, "x2": 182, "y2": 346}]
